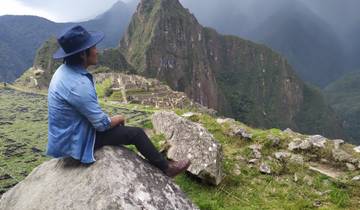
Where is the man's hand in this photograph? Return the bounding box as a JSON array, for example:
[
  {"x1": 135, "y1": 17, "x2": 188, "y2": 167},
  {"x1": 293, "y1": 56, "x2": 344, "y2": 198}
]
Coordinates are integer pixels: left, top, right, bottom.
[{"x1": 110, "y1": 115, "x2": 126, "y2": 128}]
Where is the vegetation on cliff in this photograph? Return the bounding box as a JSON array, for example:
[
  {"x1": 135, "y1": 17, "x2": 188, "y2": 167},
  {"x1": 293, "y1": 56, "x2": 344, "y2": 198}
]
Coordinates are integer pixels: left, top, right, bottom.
[{"x1": 324, "y1": 71, "x2": 360, "y2": 144}]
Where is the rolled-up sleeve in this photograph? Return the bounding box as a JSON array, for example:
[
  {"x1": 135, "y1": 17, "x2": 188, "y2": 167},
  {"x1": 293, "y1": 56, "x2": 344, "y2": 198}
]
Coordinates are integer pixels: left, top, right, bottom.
[{"x1": 66, "y1": 80, "x2": 111, "y2": 132}]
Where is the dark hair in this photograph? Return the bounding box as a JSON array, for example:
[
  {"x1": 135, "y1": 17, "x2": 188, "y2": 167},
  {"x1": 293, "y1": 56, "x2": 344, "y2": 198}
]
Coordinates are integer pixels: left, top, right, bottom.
[{"x1": 63, "y1": 48, "x2": 91, "y2": 65}]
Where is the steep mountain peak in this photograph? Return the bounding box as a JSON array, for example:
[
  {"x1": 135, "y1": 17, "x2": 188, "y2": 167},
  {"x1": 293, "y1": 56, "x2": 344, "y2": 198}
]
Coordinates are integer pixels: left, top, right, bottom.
[
  {"x1": 138, "y1": 0, "x2": 182, "y2": 12},
  {"x1": 121, "y1": 0, "x2": 220, "y2": 110},
  {"x1": 94, "y1": 0, "x2": 129, "y2": 20},
  {"x1": 134, "y1": 0, "x2": 197, "y2": 25}
]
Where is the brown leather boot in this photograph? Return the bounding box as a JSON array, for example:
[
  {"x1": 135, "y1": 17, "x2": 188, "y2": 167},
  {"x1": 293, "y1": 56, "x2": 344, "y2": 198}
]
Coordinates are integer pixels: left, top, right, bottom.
[{"x1": 164, "y1": 159, "x2": 191, "y2": 178}]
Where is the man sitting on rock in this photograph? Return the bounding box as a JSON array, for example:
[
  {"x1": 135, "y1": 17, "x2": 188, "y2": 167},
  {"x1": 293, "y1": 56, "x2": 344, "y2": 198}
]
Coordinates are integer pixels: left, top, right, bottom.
[{"x1": 46, "y1": 25, "x2": 190, "y2": 177}]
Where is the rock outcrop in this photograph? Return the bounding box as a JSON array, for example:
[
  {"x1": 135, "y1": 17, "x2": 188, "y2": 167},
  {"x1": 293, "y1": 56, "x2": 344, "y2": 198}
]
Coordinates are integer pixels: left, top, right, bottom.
[
  {"x1": 216, "y1": 118, "x2": 253, "y2": 140},
  {"x1": 0, "y1": 146, "x2": 198, "y2": 210},
  {"x1": 287, "y1": 134, "x2": 360, "y2": 171},
  {"x1": 152, "y1": 111, "x2": 223, "y2": 185}
]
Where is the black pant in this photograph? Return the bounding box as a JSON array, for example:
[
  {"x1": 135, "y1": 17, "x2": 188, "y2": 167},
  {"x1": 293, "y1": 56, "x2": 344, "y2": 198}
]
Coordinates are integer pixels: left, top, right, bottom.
[{"x1": 95, "y1": 125, "x2": 169, "y2": 171}]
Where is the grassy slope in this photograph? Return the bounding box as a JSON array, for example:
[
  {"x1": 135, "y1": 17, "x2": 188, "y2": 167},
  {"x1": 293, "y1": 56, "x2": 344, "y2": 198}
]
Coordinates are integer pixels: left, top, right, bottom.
[
  {"x1": 173, "y1": 110, "x2": 360, "y2": 210},
  {"x1": 0, "y1": 85, "x2": 359, "y2": 209}
]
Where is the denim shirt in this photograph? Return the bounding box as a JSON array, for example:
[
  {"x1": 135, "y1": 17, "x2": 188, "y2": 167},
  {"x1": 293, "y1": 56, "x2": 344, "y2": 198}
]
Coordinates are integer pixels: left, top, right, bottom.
[{"x1": 46, "y1": 64, "x2": 111, "y2": 164}]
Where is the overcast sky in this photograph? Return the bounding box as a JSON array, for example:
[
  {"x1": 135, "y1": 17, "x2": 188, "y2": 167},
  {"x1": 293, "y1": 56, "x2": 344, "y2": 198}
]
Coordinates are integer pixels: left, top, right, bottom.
[
  {"x1": 0, "y1": 0, "x2": 132, "y2": 22},
  {"x1": 1, "y1": 0, "x2": 360, "y2": 33}
]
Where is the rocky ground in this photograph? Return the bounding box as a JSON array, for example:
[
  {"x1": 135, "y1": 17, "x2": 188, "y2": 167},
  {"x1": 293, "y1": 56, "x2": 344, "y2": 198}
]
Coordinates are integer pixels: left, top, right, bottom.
[{"x1": 1, "y1": 85, "x2": 360, "y2": 209}]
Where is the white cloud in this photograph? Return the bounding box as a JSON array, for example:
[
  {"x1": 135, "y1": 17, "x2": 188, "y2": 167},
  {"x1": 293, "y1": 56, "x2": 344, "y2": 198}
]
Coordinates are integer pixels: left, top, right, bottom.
[
  {"x1": 0, "y1": 0, "x2": 124, "y2": 22},
  {"x1": 0, "y1": 0, "x2": 57, "y2": 20}
]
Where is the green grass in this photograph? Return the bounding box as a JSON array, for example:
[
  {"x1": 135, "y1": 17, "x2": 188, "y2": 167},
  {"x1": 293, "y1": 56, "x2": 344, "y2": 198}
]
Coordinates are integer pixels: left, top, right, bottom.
[
  {"x1": 0, "y1": 88, "x2": 50, "y2": 194},
  {"x1": 95, "y1": 78, "x2": 113, "y2": 98}
]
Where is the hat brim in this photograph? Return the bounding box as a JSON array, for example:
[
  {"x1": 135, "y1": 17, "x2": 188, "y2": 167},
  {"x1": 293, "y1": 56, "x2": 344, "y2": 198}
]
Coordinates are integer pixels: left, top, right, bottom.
[{"x1": 53, "y1": 31, "x2": 105, "y2": 59}]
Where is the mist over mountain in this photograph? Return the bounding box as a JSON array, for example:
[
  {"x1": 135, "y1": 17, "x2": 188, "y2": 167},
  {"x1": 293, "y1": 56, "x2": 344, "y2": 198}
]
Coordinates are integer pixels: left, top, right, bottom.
[
  {"x1": 299, "y1": 0, "x2": 360, "y2": 40},
  {"x1": 250, "y1": 1, "x2": 346, "y2": 87},
  {"x1": 346, "y1": 23, "x2": 360, "y2": 70},
  {"x1": 180, "y1": 0, "x2": 360, "y2": 46},
  {"x1": 0, "y1": 1, "x2": 132, "y2": 83},
  {"x1": 299, "y1": 0, "x2": 360, "y2": 73},
  {"x1": 179, "y1": 0, "x2": 360, "y2": 87}
]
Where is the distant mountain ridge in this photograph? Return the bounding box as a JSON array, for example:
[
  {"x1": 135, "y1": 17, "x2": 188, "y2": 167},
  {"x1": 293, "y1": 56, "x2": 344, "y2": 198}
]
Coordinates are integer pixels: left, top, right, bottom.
[
  {"x1": 0, "y1": 16, "x2": 61, "y2": 83},
  {"x1": 0, "y1": 1, "x2": 133, "y2": 83}
]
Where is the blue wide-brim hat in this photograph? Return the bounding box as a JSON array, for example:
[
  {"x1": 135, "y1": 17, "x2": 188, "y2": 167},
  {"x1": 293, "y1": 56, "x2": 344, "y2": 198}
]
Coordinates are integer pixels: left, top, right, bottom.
[{"x1": 53, "y1": 25, "x2": 104, "y2": 59}]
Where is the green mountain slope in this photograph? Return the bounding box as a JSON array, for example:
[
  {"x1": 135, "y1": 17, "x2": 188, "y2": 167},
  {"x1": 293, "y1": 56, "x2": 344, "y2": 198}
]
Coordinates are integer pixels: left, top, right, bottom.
[{"x1": 324, "y1": 71, "x2": 360, "y2": 144}]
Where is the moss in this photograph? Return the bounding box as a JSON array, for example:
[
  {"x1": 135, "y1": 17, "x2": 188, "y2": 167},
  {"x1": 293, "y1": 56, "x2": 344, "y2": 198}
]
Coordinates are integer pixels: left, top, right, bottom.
[
  {"x1": 187, "y1": 114, "x2": 201, "y2": 122},
  {"x1": 266, "y1": 160, "x2": 285, "y2": 175},
  {"x1": 142, "y1": 120, "x2": 154, "y2": 129},
  {"x1": 95, "y1": 78, "x2": 113, "y2": 98},
  {"x1": 150, "y1": 133, "x2": 167, "y2": 151},
  {"x1": 109, "y1": 90, "x2": 124, "y2": 101}
]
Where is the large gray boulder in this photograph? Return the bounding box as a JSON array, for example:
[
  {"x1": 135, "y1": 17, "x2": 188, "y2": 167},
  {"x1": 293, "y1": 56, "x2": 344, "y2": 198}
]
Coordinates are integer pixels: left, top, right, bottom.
[
  {"x1": 152, "y1": 111, "x2": 223, "y2": 185},
  {"x1": 0, "y1": 146, "x2": 198, "y2": 210},
  {"x1": 288, "y1": 135, "x2": 327, "y2": 151}
]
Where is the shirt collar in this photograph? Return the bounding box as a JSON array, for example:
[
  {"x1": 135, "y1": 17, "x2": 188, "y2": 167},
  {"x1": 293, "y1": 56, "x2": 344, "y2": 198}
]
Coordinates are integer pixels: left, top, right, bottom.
[{"x1": 65, "y1": 64, "x2": 90, "y2": 75}]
